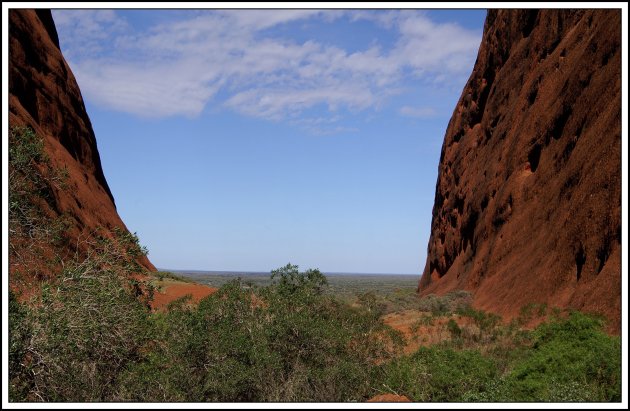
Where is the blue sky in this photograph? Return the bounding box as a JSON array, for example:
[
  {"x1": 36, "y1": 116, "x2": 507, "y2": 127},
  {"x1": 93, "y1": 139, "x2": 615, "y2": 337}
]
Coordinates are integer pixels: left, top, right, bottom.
[{"x1": 51, "y1": 8, "x2": 486, "y2": 274}]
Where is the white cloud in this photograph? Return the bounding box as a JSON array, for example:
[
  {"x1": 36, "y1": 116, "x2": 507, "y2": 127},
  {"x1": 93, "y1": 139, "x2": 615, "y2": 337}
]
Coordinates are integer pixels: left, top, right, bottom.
[
  {"x1": 71, "y1": 58, "x2": 222, "y2": 118},
  {"x1": 225, "y1": 86, "x2": 375, "y2": 120},
  {"x1": 52, "y1": 10, "x2": 129, "y2": 59},
  {"x1": 290, "y1": 116, "x2": 358, "y2": 136},
  {"x1": 220, "y1": 9, "x2": 325, "y2": 31},
  {"x1": 399, "y1": 106, "x2": 438, "y2": 118},
  {"x1": 52, "y1": 9, "x2": 481, "y2": 126}
]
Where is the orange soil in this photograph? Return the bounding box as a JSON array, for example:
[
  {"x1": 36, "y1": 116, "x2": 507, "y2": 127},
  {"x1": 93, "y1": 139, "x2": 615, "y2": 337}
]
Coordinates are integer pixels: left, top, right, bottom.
[
  {"x1": 367, "y1": 394, "x2": 411, "y2": 402},
  {"x1": 150, "y1": 282, "x2": 218, "y2": 311},
  {"x1": 383, "y1": 310, "x2": 473, "y2": 354}
]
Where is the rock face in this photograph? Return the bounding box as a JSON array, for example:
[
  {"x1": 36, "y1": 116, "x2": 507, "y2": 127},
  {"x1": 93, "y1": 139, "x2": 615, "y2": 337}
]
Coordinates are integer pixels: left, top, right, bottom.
[
  {"x1": 9, "y1": 9, "x2": 155, "y2": 278},
  {"x1": 419, "y1": 10, "x2": 621, "y2": 329}
]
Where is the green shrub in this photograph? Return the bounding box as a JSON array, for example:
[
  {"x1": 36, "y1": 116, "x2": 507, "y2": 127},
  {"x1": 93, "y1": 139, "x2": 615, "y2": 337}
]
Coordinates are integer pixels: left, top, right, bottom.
[
  {"x1": 417, "y1": 291, "x2": 472, "y2": 316},
  {"x1": 456, "y1": 306, "x2": 502, "y2": 344},
  {"x1": 503, "y1": 312, "x2": 621, "y2": 402},
  {"x1": 8, "y1": 291, "x2": 33, "y2": 401},
  {"x1": 154, "y1": 271, "x2": 193, "y2": 283},
  {"x1": 10, "y1": 229, "x2": 152, "y2": 402},
  {"x1": 30, "y1": 272, "x2": 149, "y2": 400},
  {"x1": 447, "y1": 318, "x2": 462, "y2": 338},
  {"x1": 464, "y1": 312, "x2": 621, "y2": 402},
  {"x1": 380, "y1": 346, "x2": 497, "y2": 401},
  {"x1": 516, "y1": 302, "x2": 549, "y2": 326},
  {"x1": 270, "y1": 263, "x2": 328, "y2": 298},
  {"x1": 11, "y1": 267, "x2": 622, "y2": 403},
  {"x1": 356, "y1": 291, "x2": 387, "y2": 318}
]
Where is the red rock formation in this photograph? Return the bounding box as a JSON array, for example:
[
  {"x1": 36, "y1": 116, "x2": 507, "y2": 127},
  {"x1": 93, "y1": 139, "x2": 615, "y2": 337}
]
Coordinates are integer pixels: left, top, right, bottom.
[
  {"x1": 9, "y1": 9, "x2": 155, "y2": 283},
  {"x1": 419, "y1": 10, "x2": 621, "y2": 330}
]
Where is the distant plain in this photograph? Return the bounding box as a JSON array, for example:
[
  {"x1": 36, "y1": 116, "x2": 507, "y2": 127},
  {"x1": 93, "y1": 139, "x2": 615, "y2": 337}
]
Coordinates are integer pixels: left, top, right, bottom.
[{"x1": 169, "y1": 269, "x2": 419, "y2": 296}]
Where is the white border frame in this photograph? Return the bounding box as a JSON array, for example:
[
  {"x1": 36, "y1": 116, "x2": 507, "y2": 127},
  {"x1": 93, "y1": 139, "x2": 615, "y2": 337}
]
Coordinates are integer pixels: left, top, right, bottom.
[{"x1": 2, "y1": 2, "x2": 627, "y2": 409}]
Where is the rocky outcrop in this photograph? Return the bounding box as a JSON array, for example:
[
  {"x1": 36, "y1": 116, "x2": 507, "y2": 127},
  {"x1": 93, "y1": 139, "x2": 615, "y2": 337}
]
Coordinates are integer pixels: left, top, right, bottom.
[
  {"x1": 419, "y1": 10, "x2": 621, "y2": 330},
  {"x1": 9, "y1": 9, "x2": 155, "y2": 279}
]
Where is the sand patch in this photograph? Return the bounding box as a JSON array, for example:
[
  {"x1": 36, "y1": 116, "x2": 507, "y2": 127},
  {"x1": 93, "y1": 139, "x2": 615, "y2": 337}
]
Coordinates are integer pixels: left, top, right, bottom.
[{"x1": 150, "y1": 281, "x2": 218, "y2": 310}]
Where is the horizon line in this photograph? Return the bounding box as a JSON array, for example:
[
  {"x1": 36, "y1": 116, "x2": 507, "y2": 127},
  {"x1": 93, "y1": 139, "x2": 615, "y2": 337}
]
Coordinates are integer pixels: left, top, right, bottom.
[{"x1": 157, "y1": 267, "x2": 421, "y2": 276}]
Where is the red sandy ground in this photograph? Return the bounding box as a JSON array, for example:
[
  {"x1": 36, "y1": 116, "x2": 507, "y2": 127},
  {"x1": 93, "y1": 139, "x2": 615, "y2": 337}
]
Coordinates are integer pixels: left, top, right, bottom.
[
  {"x1": 367, "y1": 394, "x2": 411, "y2": 402},
  {"x1": 149, "y1": 282, "x2": 218, "y2": 311},
  {"x1": 382, "y1": 310, "x2": 475, "y2": 354}
]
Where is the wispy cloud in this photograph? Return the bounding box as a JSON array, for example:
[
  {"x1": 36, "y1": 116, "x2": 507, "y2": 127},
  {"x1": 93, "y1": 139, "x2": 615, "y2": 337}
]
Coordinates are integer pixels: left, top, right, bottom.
[
  {"x1": 287, "y1": 115, "x2": 360, "y2": 136},
  {"x1": 52, "y1": 10, "x2": 129, "y2": 59},
  {"x1": 52, "y1": 9, "x2": 481, "y2": 127},
  {"x1": 399, "y1": 106, "x2": 438, "y2": 118}
]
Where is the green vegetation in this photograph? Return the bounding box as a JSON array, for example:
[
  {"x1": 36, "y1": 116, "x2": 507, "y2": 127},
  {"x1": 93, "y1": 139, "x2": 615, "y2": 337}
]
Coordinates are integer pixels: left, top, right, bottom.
[
  {"x1": 174, "y1": 270, "x2": 420, "y2": 297},
  {"x1": 9, "y1": 126, "x2": 70, "y2": 283},
  {"x1": 500, "y1": 312, "x2": 621, "y2": 402},
  {"x1": 352, "y1": 288, "x2": 473, "y2": 316},
  {"x1": 8, "y1": 127, "x2": 622, "y2": 403},
  {"x1": 380, "y1": 311, "x2": 621, "y2": 402},
  {"x1": 381, "y1": 347, "x2": 497, "y2": 401},
  {"x1": 9, "y1": 227, "x2": 153, "y2": 401},
  {"x1": 117, "y1": 264, "x2": 404, "y2": 402},
  {"x1": 11, "y1": 256, "x2": 621, "y2": 402},
  {"x1": 10, "y1": 262, "x2": 403, "y2": 402},
  {"x1": 153, "y1": 270, "x2": 194, "y2": 283},
  {"x1": 9, "y1": 291, "x2": 32, "y2": 400}
]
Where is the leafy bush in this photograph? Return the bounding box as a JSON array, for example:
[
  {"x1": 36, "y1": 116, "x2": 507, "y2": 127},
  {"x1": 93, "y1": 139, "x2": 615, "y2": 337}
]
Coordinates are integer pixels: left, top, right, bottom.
[
  {"x1": 503, "y1": 312, "x2": 621, "y2": 402},
  {"x1": 455, "y1": 306, "x2": 502, "y2": 344},
  {"x1": 8, "y1": 291, "x2": 33, "y2": 400},
  {"x1": 379, "y1": 346, "x2": 497, "y2": 401},
  {"x1": 462, "y1": 312, "x2": 621, "y2": 402},
  {"x1": 356, "y1": 291, "x2": 388, "y2": 319},
  {"x1": 9, "y1": 228, "x2": 152, "y2": 402},
  {"x1": 417, "y1": 291, "x2": 472, "y2": 315},
  {"x1": 378, "y1": 310, "x2": 621, "y2": 403},
  {"x1": 154, "y1": 271, "x2": 193, "y2": 283},
  {"x1": 447, "y1": 318, "x2": 462, "y2": 338},
  {"x1": 29, "y1": 272, "x2": 150, "y2": 401}
]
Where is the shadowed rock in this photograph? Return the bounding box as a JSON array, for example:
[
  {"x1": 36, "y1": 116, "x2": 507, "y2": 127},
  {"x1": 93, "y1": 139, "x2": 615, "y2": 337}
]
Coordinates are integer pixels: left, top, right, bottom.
[
  {"x1": 419, "y1": 10, "x2": 621, "y2": 331},
  {"x1": 9, "y1": 9, "x2": 156, "y2": 277}
]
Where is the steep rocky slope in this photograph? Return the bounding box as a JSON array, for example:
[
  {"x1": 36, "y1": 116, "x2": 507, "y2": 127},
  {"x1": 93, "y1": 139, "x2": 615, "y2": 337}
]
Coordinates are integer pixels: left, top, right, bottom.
[
  {"x1": 9, "y1": 9, "x2": 155, "y2": 283},
  {"x1": 419, "y1": 10, "x2": 621, "y2": 329}
]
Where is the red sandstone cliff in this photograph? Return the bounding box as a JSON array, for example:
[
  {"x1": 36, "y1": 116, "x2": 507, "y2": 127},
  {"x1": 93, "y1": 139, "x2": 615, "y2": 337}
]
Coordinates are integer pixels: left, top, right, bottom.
[
  {"x1": 419, "y1": 10, "x2": 621, "y2": 329},
  {"x1": 9, "y1": 9, "x2": 155, "y2": 282}
]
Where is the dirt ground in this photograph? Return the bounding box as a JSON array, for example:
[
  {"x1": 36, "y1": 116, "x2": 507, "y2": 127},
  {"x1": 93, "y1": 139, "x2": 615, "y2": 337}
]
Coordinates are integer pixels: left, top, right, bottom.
[
  {"x1": 382, "y1": 310, "x2": 474, "y2": 354},
  {"x1": 367, "y1": 393, "x2": 411, "y2": 402},
  {"x1": 149, "y1": 280, "x2": 218, "y2": 310}
]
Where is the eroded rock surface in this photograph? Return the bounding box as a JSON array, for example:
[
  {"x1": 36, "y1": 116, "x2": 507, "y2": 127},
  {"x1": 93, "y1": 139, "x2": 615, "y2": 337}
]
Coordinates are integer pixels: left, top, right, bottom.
[
  {"x1": 9, "y1": 10, "x2": 155, "y2": 282},
  {"x1": 419, "y1": 10, "x2": 621, "y2": 330}
]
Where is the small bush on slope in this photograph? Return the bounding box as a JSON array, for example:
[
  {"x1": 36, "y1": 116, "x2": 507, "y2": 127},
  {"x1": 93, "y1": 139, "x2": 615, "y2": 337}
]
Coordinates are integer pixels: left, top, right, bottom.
[
  {"x1": 381, "y1": 311, "x2": 621, "y2": 402},
  {"x1": 10, "y1": 230, "x2": 152, "y2": 402},
  {"x1": 379, "y1": 347, "x2": 497, "y2": 401},
  {"x1": 9, "y1": 126, "x2": 149, "y2": 402},
  {"x1": 9, "y1": 291, "x2": 32, "y2": 400},
  {"x1": 9, "y1": 126, "x2": 70, "y2": 284}
]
